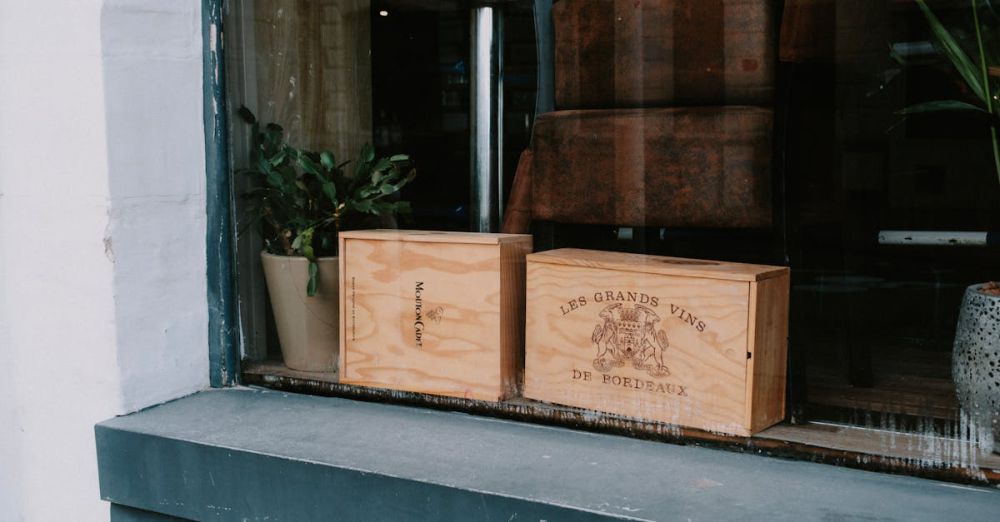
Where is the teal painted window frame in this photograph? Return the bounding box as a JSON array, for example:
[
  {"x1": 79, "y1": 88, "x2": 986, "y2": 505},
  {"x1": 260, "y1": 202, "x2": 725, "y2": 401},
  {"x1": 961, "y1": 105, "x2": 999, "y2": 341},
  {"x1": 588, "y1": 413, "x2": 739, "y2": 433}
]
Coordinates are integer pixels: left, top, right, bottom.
[{"x1": 204, "y1": 0, "x2": 239, "y2": 387}]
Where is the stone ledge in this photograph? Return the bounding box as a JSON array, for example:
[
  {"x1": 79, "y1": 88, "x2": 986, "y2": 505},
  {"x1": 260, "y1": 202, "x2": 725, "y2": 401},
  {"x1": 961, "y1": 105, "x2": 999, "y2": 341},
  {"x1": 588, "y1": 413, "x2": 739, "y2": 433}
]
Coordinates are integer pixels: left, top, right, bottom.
[{"x1": 96, "y1": 388, "x2": 1000, "y2": 521}]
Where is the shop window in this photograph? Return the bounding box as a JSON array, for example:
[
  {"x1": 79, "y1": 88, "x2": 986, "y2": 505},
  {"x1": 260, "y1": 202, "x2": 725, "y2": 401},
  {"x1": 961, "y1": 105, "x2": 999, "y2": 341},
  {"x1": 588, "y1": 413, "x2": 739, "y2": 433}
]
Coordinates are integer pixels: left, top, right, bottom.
[{"x1": 224, "y1": 0, "x2": 1000, "y2": 484}]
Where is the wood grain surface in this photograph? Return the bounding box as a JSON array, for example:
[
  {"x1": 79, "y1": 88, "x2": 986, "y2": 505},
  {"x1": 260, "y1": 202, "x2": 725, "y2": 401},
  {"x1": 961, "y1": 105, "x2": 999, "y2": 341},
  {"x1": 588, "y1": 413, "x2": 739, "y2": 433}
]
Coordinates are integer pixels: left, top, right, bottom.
[
  {"x1": 339, "y1": 231, "x2": 530, "y2": 401},
  {"x1": 528, "y1": 249, "x2": 787, "y2": 281},
  {"x1": 525, "y1": 251, "x2": 789, "y2": 435},
  {"x1": 339, "y1": 229, "x2": 529, "y2": 245},
  {"x1": 500, "y1": 240, "x2": 533, "y2": 396},
  {"x1": 746, "y1": 272, "x2": 790, "y2": 433}
]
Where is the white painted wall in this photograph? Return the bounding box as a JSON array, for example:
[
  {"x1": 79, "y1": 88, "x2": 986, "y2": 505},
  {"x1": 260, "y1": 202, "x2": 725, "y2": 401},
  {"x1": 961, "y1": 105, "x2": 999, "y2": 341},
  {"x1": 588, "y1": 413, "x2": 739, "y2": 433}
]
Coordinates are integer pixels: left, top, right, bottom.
[
  {"x1": 0, "y1": 1, "x2": 209, "y2": 520},
  {"x1": 101, "y1": 0, "x2": 209, "y2": 413}
]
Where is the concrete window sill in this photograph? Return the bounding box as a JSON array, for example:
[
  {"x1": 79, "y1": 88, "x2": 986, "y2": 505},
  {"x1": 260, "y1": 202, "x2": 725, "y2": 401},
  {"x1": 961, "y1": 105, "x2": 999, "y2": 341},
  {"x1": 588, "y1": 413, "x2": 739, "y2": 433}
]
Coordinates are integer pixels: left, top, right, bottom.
[{"x1": 96, "y1": 388, "x2": 1000, "y2": 521}]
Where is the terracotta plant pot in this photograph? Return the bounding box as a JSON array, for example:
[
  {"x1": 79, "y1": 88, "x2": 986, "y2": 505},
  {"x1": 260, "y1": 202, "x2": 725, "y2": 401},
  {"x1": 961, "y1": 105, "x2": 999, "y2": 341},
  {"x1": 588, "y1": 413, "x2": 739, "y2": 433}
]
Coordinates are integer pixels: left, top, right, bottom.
[
  {"x1": 952, "y1": 283, "x2": 1000, "y2": 454},
  {"x1": 260, "y1": 252, "x2": 339, "y2": 372}
]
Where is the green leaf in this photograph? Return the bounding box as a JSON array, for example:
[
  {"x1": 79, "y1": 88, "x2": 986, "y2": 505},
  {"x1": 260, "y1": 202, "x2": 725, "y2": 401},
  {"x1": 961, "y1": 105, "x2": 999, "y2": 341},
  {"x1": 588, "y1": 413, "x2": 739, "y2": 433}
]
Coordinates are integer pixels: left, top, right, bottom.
[
  {"x1": 320, "y1": 151, "x2": 336, "y2": 171},
  {"x1": 916, "y1": 0, "x2": 988, "y2": 103},
  {"x1": 307, "y1": 261, "x2": 318, "y2": 297},
  {"x1": 266, "y1": 171, "x2": 284, "y2": 189},
  {"x1": 389, "y1": 154, "x2": 409, "y2": 162},
  {"x1": 237, "y1": 106, "x2": 257, "y2": 124},
  {"x1": 371, "y1": 157, "x2": 391, "y2": 174},
  {"x1": 380, "y1": 183, "x2": 397, "y2": 195},
  {"x1": 972, "y1": 0, "x2": 994, "y2": 115},
  {"x1": 361, "y1": 143, "x2": 375, "y2": 163},
  {"x1": 264, "y1": 123, "x2": 284, "y2": 149},
  {"x1": 322, "y1": 181, "x2": 337, "y2": 203},
  {"x1": 256, "y1": 156, "x2": 272, "y2": 174},
  {"x1": 269, "y1": 148, "x2": 288, "y2": 167},
  {"x1": 898, "y1": 99, "x2": 988, "y2": 115},
  {"x1": 352, "y1": 200, "x2": 374, "y2": 214},
  {"x1": 302, "y1": 229, "x2": 315, "y2": 259},
  {"x1": 297, "y1": 154, "x2": 320, "y2": 176},
  {"x1": 294, "y1": 227, "x2": 316, "y2": 260}
]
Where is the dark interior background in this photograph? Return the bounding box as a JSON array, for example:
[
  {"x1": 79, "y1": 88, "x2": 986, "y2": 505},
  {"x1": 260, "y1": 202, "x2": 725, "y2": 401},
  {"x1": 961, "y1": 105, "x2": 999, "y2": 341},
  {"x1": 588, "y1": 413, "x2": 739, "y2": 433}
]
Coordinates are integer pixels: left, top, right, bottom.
[{"x1": 368, "y1": 0, "x2": 1000, "y2": 433}]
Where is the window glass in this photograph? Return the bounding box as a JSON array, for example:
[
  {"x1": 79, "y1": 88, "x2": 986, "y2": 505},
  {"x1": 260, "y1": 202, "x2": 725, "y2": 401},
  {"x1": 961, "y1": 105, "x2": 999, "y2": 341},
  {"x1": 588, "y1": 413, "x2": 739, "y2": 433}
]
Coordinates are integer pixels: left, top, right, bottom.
[{"x1": 225, "y1": 0, "x2": 1000, "y2": 460}]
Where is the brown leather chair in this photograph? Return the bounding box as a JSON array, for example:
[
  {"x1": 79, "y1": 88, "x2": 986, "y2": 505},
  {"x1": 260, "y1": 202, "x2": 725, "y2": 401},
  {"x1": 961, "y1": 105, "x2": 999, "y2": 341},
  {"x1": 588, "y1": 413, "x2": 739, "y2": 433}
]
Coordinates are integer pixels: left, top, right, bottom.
[{"x1": 503, "y1": 0, "x2": 778, "y2": 234}]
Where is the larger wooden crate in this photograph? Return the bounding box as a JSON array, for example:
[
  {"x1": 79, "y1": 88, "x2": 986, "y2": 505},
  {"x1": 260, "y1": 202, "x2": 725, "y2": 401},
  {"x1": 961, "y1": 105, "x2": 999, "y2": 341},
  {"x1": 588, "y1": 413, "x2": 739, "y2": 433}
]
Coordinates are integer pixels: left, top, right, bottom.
[
  {"x1": 524, "y1": 249, "x2": 789, "y2": 436},
  {"x1": 339, "y1": 230, "x2": 532, "y2": 401}
]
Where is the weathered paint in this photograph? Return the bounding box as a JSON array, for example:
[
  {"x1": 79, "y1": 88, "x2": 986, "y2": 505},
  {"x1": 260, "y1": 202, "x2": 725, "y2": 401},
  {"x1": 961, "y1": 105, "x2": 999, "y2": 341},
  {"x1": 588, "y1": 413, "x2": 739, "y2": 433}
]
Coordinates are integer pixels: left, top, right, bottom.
[
  {"x1": 96, "y1": 389, "x2": 1000, "y2": 521},
  {"x1": 204, "y1": 0, "x2": 239, "y2": 387}
]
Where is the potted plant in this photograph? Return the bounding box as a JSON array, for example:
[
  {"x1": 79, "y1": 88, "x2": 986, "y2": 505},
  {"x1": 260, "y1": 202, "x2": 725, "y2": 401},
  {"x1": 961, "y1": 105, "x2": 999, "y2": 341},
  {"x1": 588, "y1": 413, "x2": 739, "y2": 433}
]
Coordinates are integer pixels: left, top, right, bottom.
[
  {"x1": 903, "y1": 0, "x2": 1000, "y2": 452},
  {"x1": 236, "y1": 107, "x2": 415, "y2": 372}
]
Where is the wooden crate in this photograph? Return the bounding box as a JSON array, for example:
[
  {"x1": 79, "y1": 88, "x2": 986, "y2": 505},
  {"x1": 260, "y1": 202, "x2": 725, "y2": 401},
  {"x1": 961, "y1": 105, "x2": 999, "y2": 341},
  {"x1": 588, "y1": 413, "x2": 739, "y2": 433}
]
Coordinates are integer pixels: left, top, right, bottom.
[
  {"x1": 339, "y1": 230, "x2": 532, "y2": 401},
  {"x1": 524, "y1": 249, "x2": 789, "y2": 436}
]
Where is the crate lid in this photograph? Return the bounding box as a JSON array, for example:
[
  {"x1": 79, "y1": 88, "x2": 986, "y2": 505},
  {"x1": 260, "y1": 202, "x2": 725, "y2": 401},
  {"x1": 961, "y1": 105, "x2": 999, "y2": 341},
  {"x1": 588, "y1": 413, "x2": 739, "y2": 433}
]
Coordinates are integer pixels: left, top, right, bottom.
[
  {"x1": 528, "y1": 248, "x2": 788, "y2": 282},
  {"x1": 340, "y1": 229, "x2": 531, "y2": 245}
]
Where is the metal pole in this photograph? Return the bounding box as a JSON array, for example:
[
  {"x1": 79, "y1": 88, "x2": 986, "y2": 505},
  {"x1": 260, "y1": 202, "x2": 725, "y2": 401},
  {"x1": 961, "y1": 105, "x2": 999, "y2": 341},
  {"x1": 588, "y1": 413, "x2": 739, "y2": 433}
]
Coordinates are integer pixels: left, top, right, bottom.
[
  {"x1": 470, "y1": 6, "x2": 503, "y2": 232},
  {"x1": 878, "y1": 230, "x2": 999, "y2": 247}
]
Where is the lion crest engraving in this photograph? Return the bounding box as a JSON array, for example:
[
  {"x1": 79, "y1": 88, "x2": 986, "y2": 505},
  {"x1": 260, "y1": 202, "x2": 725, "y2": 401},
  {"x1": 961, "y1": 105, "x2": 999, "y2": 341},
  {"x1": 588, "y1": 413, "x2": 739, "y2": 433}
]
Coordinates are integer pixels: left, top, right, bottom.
[{"x1": 590, "y1": 303, "x2": 670, "y2": 377}]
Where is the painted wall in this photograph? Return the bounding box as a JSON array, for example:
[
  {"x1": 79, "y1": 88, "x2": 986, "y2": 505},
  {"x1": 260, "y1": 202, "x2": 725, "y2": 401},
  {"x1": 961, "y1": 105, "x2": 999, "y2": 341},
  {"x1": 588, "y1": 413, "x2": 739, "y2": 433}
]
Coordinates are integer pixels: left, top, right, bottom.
[{"x1": 0, "y1": 1, "x2": 209, "y2": 520}]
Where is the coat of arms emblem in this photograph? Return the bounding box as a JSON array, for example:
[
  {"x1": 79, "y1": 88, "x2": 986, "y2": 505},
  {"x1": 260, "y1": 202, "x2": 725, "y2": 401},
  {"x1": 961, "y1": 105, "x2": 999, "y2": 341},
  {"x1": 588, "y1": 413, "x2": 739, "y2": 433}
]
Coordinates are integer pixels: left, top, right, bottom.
[{"x1": 591, "y1": 303, "x2": 670, "y2": 377}]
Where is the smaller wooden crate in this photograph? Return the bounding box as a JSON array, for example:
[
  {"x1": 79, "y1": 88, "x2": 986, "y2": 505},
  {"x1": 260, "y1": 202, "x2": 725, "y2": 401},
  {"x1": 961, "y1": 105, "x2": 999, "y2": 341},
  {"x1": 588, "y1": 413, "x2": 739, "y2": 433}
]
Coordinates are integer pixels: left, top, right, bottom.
[
  {"x1": 339, "y1": 230, "x2": 532, "y2": 401},
  {"x1": 524, "y1": 249, "x2": 789, "y2": 436}
]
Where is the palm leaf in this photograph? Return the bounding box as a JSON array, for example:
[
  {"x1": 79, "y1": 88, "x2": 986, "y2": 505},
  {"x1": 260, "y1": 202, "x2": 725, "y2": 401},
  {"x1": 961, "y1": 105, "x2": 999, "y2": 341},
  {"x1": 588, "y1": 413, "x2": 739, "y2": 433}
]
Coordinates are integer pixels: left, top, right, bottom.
[
  {"x1": 898, "y1": 99, "x2": 989, "y2": 114},
  {"x1": 916, "y1": 0, "x2": 988, "y2": 103}
]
